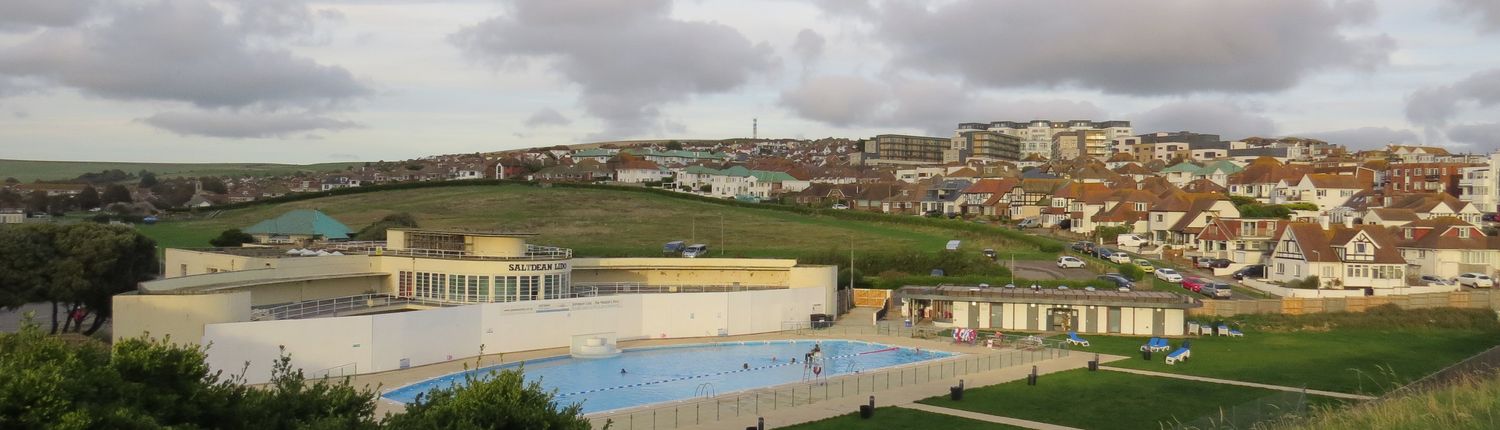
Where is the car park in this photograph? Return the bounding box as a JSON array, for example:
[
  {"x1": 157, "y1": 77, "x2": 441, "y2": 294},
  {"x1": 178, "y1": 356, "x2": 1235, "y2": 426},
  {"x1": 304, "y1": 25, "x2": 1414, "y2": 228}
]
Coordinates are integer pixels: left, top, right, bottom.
[
  {"x1": 1454, "y1": 273, "x2": 1495, "y2": 288},
  {"x1": 1057, "y1": 256, "x2": 1086, "y2": 269},
  {"x1": 1231, "y1": 265, "x2": 1265, "y2": 280},
  {"x1": 1133, "y1": 259, "x2": 1155, "y2": 272},
  {"x1": 1181, "y1": 276, "x2": 1206, "y2": 292},
  {"x1": 1420, "y1": 275, "x2": 1455, "y2": 287},
  {"x1": 1155, "y1": 268, "x2": 1184, "y2": 283}
]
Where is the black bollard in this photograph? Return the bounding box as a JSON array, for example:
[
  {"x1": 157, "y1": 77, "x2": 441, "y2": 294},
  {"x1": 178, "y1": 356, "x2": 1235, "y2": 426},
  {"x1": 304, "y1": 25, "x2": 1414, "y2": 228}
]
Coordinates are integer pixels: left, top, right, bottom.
[
  {"x1": 859, "y1": 404, "x2": 873, "y2": 419},
  {"x1": 1089, "y1": 353, "x2": 1099, "y2": 371},
  {"x1": 1027, "y1": 365, "x2": 1038, "y2": 386},
  {"x1": 1142, "y1": 349, "x2": 1152, "y2": 361}
]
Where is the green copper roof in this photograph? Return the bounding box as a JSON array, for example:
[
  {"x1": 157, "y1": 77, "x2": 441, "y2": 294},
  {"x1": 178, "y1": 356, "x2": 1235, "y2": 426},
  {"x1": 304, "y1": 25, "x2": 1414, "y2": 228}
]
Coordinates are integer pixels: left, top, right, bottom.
[{"x1": 243, "y1": 209, "x2": 353, "y2": 240}]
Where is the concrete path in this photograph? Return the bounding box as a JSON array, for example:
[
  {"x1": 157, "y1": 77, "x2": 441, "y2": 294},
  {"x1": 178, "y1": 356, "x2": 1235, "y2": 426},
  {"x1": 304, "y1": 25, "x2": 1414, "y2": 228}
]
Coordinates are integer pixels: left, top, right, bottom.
[
  {"x1": 1100, "y1": 366, "x2": 1377, "y2": 400},
  {"x1": 901, "y1": 403, "x2": 1083, "y2": 430}
]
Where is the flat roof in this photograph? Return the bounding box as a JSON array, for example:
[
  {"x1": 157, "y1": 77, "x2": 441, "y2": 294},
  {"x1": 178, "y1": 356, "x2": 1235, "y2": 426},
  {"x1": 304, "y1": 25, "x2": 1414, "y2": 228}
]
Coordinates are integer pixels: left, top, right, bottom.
[
  {"x1": 896, "y1": 285, "x2": 1199, "y2": 309},
  {"x1": 390, "y1": 228, "x2": 538, "y2": 237}
]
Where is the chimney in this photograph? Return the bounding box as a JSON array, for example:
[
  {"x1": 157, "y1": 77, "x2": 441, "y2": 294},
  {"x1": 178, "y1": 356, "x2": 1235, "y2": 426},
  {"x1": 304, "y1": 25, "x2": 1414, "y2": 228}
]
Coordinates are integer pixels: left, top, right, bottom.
[
  {"x1": 1318, "y1": 214, "x2": 1330, "y2": 230},
  {"x1": 1343, "y1": 216, "x2": 1354, "y2": 228}
]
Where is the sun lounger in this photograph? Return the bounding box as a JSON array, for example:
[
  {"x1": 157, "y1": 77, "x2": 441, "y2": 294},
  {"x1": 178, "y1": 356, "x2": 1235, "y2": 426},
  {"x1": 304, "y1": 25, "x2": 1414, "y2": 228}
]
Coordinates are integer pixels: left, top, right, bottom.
[
  {"x1": 1150, "y1": 338, "x2": 1170, "y2": 352},
  {"x1": 1228, "y1": 328, "x2": 1244, "y2": 337},
  {"x1": 1217, "y1": 325, "x2": 1231, "y2": 336},
  {"x1": 1066, "y1": 331, "x2": 1090, "y2": 347},
  {"x1": 1165, "y1": 347, "x2": 1191, "y2": 365},
  {"x1": 1140, "y1": 337, "x2": 1159, "y2": 351}
]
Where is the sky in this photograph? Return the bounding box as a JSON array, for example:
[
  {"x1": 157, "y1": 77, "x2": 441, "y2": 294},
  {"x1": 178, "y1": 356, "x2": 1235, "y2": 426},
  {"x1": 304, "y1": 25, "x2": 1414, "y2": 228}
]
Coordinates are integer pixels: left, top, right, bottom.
[{"x1": 1, "y1": 0, "x2": 1499, "y2": 164}]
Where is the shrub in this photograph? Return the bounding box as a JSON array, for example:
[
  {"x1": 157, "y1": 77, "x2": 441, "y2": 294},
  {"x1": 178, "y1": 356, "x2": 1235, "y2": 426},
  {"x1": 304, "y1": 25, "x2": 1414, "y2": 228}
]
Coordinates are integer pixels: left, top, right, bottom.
[
  {"x1": 208, "y1": 229, "x2": 255, "y2": 247},
  {"x1": 1118, "y1": 263, "x2": 1145, "y2": 281},
  {"x1": 1284, "y1": 275, "x2": 1321, "y2": 289}
]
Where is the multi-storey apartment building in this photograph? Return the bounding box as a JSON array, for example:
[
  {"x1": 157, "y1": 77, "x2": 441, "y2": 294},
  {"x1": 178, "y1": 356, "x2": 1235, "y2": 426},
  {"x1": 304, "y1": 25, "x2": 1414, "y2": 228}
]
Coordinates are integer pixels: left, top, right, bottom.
[
  {"x1": 1385, "y1": 162, "x2": 1482, "y2": 196},
  {"x1": 950, "y1": 130, "x2": 1022, "y2": 162},
  {"x1": 1116, "y1": 131, "x2": 1225, "y2": 163},
  {"x1": 1051, "y1": 129, "x2": 1108, "y2": 161},
  {"x1": 957, "y1": 120, "x2": 1131, "y2": 159},
  {"x1": 856, "y1": 134, "x2": 951, "y2": 165},
  {"x1": 1459, "y1": 152, "x2": 1500, "y2": 212}
]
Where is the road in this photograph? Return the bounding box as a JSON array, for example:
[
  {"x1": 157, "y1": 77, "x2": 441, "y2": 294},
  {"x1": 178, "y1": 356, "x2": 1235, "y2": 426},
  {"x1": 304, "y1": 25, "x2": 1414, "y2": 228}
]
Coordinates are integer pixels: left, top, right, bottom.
[{"x1": 999, "y1": 229, "x2": 1263, "y2": 300}]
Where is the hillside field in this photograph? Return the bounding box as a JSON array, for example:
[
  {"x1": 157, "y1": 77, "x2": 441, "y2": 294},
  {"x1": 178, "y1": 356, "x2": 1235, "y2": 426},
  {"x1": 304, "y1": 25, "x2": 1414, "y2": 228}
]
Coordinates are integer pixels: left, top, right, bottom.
[
  {"x1": 136, "y1": 184, "x2": 1043, "y2": 260},
  {"x1": 0, "y1": 159, "x2": 363, "y2": 183}
]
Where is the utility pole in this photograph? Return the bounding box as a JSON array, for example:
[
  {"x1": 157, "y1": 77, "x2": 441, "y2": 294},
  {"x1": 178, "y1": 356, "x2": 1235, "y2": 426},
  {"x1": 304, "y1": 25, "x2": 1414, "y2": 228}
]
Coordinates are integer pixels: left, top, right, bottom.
[{"x1": 720, "y1": 213, "x2": 725, "y2": 256}]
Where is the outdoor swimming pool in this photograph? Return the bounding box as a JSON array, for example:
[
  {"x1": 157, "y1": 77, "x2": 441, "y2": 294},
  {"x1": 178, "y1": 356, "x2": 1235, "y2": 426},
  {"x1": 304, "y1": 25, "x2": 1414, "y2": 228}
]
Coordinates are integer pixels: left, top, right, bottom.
[{"x1": 382, "y1": 339, "x2": 952, "y2": 414}]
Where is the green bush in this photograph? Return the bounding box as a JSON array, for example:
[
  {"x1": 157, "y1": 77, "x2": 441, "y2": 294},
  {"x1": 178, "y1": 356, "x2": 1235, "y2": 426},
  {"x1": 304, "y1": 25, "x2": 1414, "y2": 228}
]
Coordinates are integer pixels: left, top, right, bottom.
[
  {"x1": 1284, "y1": 275, "x2": 1321, "y2": 289},
  {"x1": 1118, "y1": 263, "x2": 1145, "y2": 281},
  {"x1": 1231, "y1": 304, "x2": 1500, "y2": 332},
  {"x1": 208, "y1": 228, "x2": 255, "y2": 247}
]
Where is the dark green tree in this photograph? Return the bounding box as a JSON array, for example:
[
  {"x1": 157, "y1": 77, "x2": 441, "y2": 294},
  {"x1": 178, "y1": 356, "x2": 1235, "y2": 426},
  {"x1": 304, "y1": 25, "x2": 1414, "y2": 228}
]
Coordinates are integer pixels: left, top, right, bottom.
[
  {"x1": 101, "y1": 184, "x2": 133, "y2": 204},
  {"x1": 138, "y1": 170, "x2": 159, "y2": 188},
  {"x1": 383, "y1": 364, "x2": 591, "y2": 430},
  {"x1": 0, "y1": 224, "x2": 59, "y2": 312},
  {"x1": 200, "y1": 178, "x2": 228, "y2": 194},
  {"x1": 209, "y1": 229, "x2": 256, "y2": 247},
  {"x1": 41, "y1": 224, "x2": 159, "y2": 334},
  {"x1": 25, "y1": 190, "x2": 49, "y2": 213},
  {"x1": 77, "y1": 185, "x2": 101, "y2": 210}
]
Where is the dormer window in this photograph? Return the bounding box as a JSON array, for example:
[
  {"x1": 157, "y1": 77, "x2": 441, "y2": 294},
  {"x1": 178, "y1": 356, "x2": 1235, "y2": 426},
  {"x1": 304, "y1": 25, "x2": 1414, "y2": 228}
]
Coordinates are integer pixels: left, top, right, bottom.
[
  {"x1": 1459, "y1": 228, "x2": 1471, "y2": 239},
  {"x1": 1404, "y1": 229, "x2": 1413, "y2": 239},
  {"x1": 1356, "y1": 243, "x2": 1367, "y2": 254}
]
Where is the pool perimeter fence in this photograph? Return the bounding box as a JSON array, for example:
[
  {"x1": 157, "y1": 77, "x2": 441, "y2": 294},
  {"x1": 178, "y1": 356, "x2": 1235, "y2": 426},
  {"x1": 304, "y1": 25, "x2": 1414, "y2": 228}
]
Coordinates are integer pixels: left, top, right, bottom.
[{"x1": 587, "y1": 345, "x2": 1070, "y2": 430}]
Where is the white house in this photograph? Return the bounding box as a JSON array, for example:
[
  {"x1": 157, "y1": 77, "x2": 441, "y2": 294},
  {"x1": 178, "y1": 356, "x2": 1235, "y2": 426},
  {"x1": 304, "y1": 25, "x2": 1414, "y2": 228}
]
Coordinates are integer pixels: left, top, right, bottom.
[{"x1": 1268, "y1": 220, "x2": 1408, "y2": 290}]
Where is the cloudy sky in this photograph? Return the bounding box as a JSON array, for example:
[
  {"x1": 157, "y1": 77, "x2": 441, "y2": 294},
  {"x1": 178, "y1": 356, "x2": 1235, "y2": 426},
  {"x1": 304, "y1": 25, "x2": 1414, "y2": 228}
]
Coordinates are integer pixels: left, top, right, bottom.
[{"x1": 2, "y1": 0, "x2": 1499, "y2": 163}]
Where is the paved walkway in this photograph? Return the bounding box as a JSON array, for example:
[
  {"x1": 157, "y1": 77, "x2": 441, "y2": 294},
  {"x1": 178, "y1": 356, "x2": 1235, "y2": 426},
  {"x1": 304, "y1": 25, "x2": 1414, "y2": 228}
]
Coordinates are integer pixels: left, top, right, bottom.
[
  {"x1": 901, "y1": 403, "x2": 1082, "y2": 430},
  {"x1": 1100, "y1": 366, "x2": 1377, "y2": 400}
]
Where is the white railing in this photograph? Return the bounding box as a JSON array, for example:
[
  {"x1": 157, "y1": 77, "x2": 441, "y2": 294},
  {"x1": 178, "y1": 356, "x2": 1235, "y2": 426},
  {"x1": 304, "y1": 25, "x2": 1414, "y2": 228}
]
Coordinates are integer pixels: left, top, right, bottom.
[
  {"x1": 252, "y1": 294, "x2": 459, "y2": 321},
  {"x1": 572, "y1": 283, "x2": 784, "y2": 295},
  {"x1": 373, "y1": 244, "x2": 572, "y2": 261},
  {"x1": 311, "y1": 362, "x2": 358, "y2": 379}
]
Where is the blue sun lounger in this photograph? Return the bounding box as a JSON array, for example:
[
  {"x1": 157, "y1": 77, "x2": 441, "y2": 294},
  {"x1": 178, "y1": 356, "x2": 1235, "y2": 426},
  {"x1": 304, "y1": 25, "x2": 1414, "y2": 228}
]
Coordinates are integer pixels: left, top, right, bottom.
[
  {"x1": 1228, "y1": 328, "x2": 1244, "y2": 337},
  {"x1": 1140, "y1": 337, "x2": 1158, "y2": 352},
  {"x1": 1165, "y1": 346, "x2": 1191, "y2": 365},
  {"x1": 1066, "y1": 331, "x2": 1090, "y2": 347}
]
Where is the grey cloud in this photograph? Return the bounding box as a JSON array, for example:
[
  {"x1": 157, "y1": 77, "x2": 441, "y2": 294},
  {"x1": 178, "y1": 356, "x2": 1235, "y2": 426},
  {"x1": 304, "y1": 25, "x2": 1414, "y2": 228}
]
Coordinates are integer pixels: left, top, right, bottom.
[
  {"x1": 781, "y1": 74, "x2": 1104, "y2": 134},
  {"x1": 1404, "y1": 69, "x2": 1500, "y2": 128},
  {"x1": 0, "y1": 0, "x2": 95, "y2": 32},
  {"x1": 141, "y1": 110, "x2": 361, "y2": 139},
  {"x1": 450, "y1": 0, "x2": 776, "y2": 139},
  {"x1": 1446, "y1": 0, "x2": 1500, "y2": 32},
  {"x1": 524, "y1": 107, "x2": 571, "y2": 127},
  {"x1": 792, "y1": 29, "x2": 825, "y2": 67},
  {"x1": 779, "y1": 75, "x2": 887, "y2": 127},
  {"x1": 1134, "y1": 100, "x2": 1278, "y2": 140},
  {"x1": 1445, "y1": 123, "x2": 1500, "y2": 151},
  {"x1": 1297, "y1": 126, "x2": 1421, "y2": 150},
  {"x1": 0, "y1": 0, "x2": 369, "y2": 109},
  {"x1": 869, "y1": 0, "x2": 1391, "y2": 95}
]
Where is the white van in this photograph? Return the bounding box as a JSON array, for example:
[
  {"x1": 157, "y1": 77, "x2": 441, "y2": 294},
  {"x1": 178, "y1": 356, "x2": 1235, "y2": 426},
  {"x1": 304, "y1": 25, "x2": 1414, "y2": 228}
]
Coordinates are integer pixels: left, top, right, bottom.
[
  {"x1": 1116, "y1": 234, "x2": 1148, "y2": 247},
  {"x1": 682, "y1": 244, "x2": 709, "y2": 258}
]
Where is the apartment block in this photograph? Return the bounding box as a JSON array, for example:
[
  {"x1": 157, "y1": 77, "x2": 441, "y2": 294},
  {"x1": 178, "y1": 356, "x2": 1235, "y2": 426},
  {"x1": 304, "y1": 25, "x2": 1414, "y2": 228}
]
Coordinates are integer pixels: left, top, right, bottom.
[
  {"x1": 858, "y1": 134, "x2": 951, "y2": 165},
  {"x1": 957, "y1": 120, "x2": 1131, "y2": 160},
  {"x1": 950, "y1": 130, "x2": 1022, "y2": 162}
]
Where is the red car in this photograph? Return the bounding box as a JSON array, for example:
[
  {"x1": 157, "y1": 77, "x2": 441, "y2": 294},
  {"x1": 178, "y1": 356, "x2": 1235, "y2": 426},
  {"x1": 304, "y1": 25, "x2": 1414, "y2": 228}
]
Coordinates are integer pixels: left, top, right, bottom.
[{"x1": 1181, "y1": 276, "x2": 1207, "y2": 293}]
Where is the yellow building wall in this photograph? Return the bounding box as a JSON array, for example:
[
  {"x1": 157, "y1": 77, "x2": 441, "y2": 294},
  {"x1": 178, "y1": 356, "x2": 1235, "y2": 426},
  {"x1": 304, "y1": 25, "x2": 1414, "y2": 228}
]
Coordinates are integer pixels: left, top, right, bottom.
[
  {"x1": 245, "y1": 277, "x2": 386, "y2": 307},
  {"x1": 113, "y1": 291, "x2": 251, "y2": 345},
  {"x1": 469, "y1": 236, "x2": 527, "y2": 257},
  {"x1": 164, "y1": 249, "x2": 278, "y2": 278}
]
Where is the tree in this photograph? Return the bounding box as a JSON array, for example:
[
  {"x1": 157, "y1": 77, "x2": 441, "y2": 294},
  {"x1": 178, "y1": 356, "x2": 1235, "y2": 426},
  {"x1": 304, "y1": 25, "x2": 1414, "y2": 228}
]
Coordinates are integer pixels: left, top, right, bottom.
[
  {"x1": 209, "y1": 229, "x2": 256, "y2": 247},
  {"x1": 0, "y1": 224, "x2": 58, "y2": 312},
  {"x1": 137, "y1": 171, "x2": 159, "y2": 188},
  {"x1": 49, "y1": 223, "x2": 159, "y2": 335},
  {"x1": 78, "y1": 185, "x2": 101, "y2": 210},
  {"x1": 1118, "y1": 263, "x2": 1145, "y2": 281},
  {"x1": 25, "y1": 190, "x2": 48, "y2": 213},
  {"x1": 200, "y1": 178, "x2": 228, "y2": 194},
  {"x1": 353, "y1": 213, "x2": 419, "y2": 241},
  {"x1": 384, "y1": 364, "x2": 590, "y2": 430},
  {"x1": 101, "y1": 184, "x2": 133, "y2": 204},
  {"x1": 664, "y1": 140, "x2": 684, "y2": 151}
]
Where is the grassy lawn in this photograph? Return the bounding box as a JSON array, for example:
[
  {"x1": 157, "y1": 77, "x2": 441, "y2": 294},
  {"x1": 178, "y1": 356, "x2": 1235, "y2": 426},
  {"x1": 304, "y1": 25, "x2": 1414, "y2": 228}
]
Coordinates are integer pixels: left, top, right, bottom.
[
  {"x1": 920, "y1": 368, "x2": 1336, "y2": 429},
  {"x1": 777, "y1": 406, "x2": 1023, "y2": 430},
  {"x1": 1079, "y1": 328, "x2": 1500, "y2": 395},
  {"x1": 137, "y1": 184, "x2": 1047, "y2": 262},
  {"x1": 0, "y1": 159, "x2": 361, "y2": 182}
]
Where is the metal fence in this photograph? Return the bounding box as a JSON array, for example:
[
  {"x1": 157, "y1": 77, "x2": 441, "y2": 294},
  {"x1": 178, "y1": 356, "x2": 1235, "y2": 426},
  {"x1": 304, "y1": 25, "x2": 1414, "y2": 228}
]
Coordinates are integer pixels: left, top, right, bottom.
[
  {"x1": 1167, "y1": 389, "x2": 1309, "y2": 430},
  {"x1": 588, "y1": 347, "x2": 1070, "y2": 430},
  {"x1": 251, "y1": 294, "x2": 460, "y2": 321}
]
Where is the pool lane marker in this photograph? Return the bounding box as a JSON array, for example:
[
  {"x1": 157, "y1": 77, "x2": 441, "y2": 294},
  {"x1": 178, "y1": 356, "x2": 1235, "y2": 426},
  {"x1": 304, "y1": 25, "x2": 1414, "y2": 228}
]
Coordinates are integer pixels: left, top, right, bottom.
[{"x1": 557, "y1": 347, "x2": 905, "y2": 398}]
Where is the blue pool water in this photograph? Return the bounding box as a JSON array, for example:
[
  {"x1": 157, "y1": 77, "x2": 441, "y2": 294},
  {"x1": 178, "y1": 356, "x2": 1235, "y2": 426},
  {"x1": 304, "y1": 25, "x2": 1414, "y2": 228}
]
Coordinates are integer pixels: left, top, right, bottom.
[{"x1": 382, "y1": 339, "x2": 952, "y2": 414}]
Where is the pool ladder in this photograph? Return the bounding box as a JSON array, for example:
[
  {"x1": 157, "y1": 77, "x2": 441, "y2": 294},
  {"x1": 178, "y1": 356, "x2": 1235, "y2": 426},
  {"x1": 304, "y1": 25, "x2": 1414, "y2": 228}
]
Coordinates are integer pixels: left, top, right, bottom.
[{"x1": 694, "y1": 382, "x2": 716, "y2": 398}]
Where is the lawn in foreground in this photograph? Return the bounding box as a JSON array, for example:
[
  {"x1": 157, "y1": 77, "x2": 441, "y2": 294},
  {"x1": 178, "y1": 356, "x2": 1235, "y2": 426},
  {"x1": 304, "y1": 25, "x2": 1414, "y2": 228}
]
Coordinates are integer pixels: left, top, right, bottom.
[
  {"x1": 1078, "y1": 327, "x2": 1499, "y2": 395},
  {"x1": 920, "y1": 368, "x2": 1320, "y2": 430},
  {"x1": 777, "y1": 406, "x2": 1023, "y2": 430}
]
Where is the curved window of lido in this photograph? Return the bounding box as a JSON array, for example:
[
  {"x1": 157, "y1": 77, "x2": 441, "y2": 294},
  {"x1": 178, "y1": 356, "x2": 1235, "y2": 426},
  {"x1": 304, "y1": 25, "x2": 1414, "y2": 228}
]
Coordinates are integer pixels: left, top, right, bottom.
[{"x1": 399, "y1": 271, "x2": 570, "y2": 304}]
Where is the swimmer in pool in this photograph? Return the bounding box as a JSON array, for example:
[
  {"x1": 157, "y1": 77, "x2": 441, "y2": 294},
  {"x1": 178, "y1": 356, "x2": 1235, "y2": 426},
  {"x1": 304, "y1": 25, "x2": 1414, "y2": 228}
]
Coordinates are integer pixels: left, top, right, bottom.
[
  {"x1": 743, "y1": 363, "x2": 749, "y2": 370},
  {"x1": 620, "y1": 368, "x2": 627, "y2": 374}
]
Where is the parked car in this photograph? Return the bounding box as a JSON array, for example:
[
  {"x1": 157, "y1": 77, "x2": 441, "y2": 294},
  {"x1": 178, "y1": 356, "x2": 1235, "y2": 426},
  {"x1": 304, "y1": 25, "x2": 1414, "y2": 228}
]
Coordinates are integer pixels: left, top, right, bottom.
[
  {"x1": 1155, "y1": 268, "x2": 1184, "y2": 283},
  {"x1": 1097, "y1": 274, "x2": 1134, "y2": 291},
  {"x1": 1070, "y1": 241, "x2": 1090, "y2": 252},
  {"x1": 1108, "y1": 252, "x2": 1132, "y2": 264},
  {"x1": 983, "y1": 248, "x2": 997, "y2": 259},
  {"x1": 1133, "y1": 259, "x2": 1155, "y2": 273},
  {"x1": 1201, "y1": 282, "x2": 1233, "y2": 299},
  {"x1": 1208, "y1": 258, "x2": 1232, "y2": 268},
  {"x1": 681, "y1": 244, "x2": 709, "y2": 258},
  {"x1": 1116, "y1": 234, "x2": 1148, "y2": 247},
  {"x1": 1181, "y1": 276, "x2": 1207, "y2": 292},
  {"x1": 1095, "y1": 248, "x2": 1114, "y2": 259},
  {"x1": 831, "y1": 203, "x2": 849, "y2": 210},
  {"x1": 1016, "y1": 217, "x2": 1041, "y2": 229},
  {"x1": 1484, "y1": 213, "x2": 1500, "y2": 222},
  {"x1": 1195, "y1": 258, "x2": 1216, "y2": 269},
  {"x1": 1231, "y1": 265, "x2": 1265, "y2": 280},
  {"x1": 663, "y1": 240, "x2": 685, "y2": 255},
  {"x1": 1420, "y1": 275, "x2": 1455, "y2": 287},
  {"x1": 931, "y1": 268, "x2": 946, "y2": 276},
  {"x1": 1082, "y1": 242, "x2": 1098, "y2": 254},
  {"x1": 1454, "y1": 273, "x2": 1495, "y2": 288},
  {"x1": 1057, "y1": 256, "x2": 1086, "y2": 269}
]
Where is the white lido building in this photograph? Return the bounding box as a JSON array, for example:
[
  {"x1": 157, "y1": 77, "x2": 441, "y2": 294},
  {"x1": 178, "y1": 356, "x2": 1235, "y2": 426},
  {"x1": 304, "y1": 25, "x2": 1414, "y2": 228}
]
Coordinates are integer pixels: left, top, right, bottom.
[
  {"x1": 114, "y1": 229, "x2": 837, "y2": 383},
  {"x1": 897, "y1": 286, "x2": 1197, "y2": 336}
]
